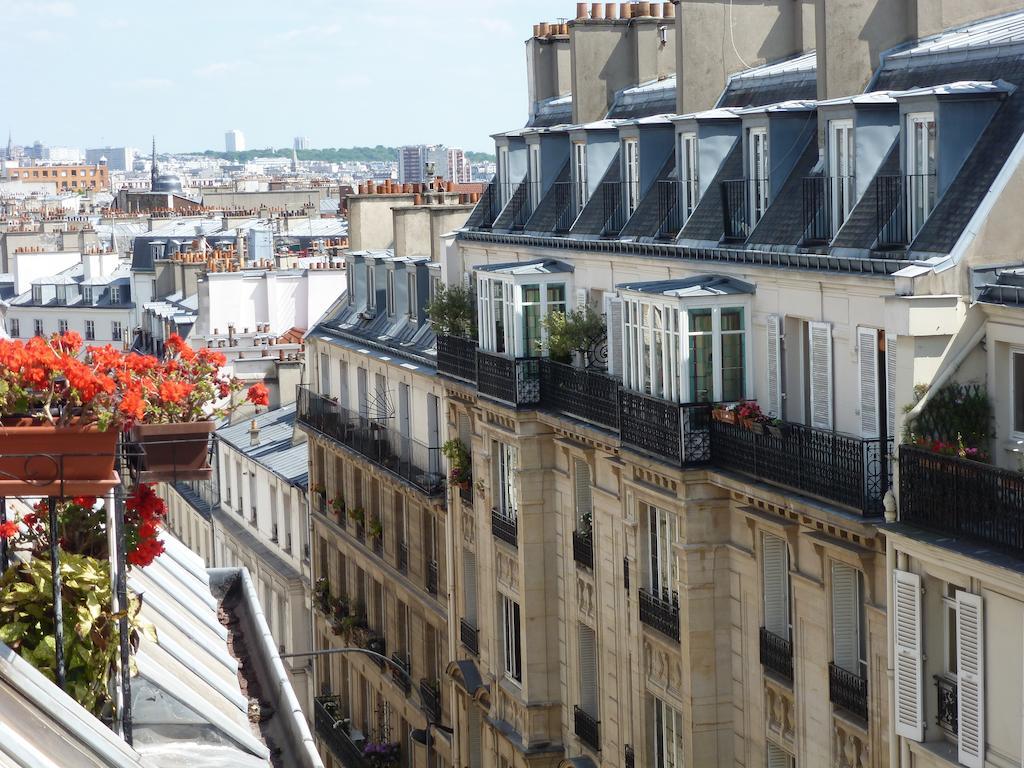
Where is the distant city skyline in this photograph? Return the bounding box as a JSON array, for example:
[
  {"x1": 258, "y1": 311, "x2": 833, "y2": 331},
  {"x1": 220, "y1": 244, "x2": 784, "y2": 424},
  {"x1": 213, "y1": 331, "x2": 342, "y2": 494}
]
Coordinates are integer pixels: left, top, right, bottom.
[{"x1": 3, "y1": 0, "x2": 560, "y2": 153}]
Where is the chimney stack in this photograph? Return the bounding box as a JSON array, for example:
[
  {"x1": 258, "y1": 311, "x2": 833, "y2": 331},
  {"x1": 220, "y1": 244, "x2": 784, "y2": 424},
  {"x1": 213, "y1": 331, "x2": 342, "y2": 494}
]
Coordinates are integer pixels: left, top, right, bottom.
[{"x1": 249, "y1": 418, "x2": 260, "y2": 447}]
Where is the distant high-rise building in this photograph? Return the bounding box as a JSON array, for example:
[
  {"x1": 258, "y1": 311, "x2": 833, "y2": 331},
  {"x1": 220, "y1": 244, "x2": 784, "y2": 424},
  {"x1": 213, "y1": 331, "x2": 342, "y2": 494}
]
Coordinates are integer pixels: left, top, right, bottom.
[
  {"x1": 224, "y1": 129, "x2": 245, "y2": 153},
  {"x1": 85, "y1": 147, "x2": 135, "y2": 172},
  {"x1": 293, "y1": 136, "x2": 309, "y2": 151},
  {"x1": 397, "y1": 144, "x2": 449, "y2": 184},
  {"x1": 446, "y1": 147, "x2": 471, "y2": 183}
]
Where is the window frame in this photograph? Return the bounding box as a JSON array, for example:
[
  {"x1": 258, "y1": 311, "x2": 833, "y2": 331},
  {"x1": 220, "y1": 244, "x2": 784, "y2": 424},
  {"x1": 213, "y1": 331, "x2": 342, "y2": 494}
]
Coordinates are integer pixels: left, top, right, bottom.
[
  {"x1": 572, "y1": 141, "x2": 588, "y2": 214},
  {"x1": 501, "y1": 594, "x2": 522, "y2": 684},
  {"x1": 623, "y1": 138, "x2": 641, "y2": 218},
  {"x1": 678, "y1": 132, "x2": 699, "y2": 220},
  {"x1": 1011, "y1": 348, "x2": 1024, "y2": 438},
  {"x1": 386, "y1": 269, "x2": 396, "y2": 316},
  {"x1": 646, "y1": 503, "x2": 676, "y2": 597},
  {"x1": 652, "y1": 694, "x2": 683, "y2": 768},
  {"x1": 33, "y1": 319, "x2": 44, "y2": 337},
  {"x1": 9, "y1": 318, "x2": 18, "y2": 338},
  {"x1": 477, "y1": 273, "x2": 571, "y2": 357},
  {"x1": 85, "y1": 319, "x2": 95, "y2": 340},
  {"x1": 905, "y1": 111, "x2": 937, "y2": 238},
  {"x1": 109, "y1": 285, "x2": 120, "y2": 304},
  {"x1": 748, "y1": 126, "x2": 770, "y2": 224},
  {"x1": 828, "y1": 118, "x2": 855, "y2": 234}
]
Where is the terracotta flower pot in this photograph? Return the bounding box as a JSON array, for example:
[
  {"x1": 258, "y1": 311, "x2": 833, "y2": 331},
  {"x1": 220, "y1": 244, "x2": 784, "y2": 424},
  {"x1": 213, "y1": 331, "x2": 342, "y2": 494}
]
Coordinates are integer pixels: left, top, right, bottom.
[
  {"x1": 0, "y1": 419, "x2": 119, "y2": 496},
  {"x1": 713, "y1": 408, "x2": 737, "y2": 425},
  {"x1": 130, "y1": 421, "x2": 215, "y2": 481}
]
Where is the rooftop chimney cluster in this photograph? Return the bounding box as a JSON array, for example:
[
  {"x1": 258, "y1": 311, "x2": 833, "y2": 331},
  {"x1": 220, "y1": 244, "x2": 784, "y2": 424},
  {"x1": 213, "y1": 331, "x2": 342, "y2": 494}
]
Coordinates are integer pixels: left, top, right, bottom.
[
  {"x1": 572, "y1": 1, "x2": 675, "y2": 22},
  {"x1": 356, "y1": 179, "x2": 481, "y2": 205}
]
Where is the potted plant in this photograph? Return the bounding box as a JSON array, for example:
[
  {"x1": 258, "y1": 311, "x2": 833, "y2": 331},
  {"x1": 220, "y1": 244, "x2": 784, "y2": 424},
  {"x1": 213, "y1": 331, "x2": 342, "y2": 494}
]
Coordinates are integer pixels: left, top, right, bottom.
[
  {"x1": 734, "y1": 401, "x2": 767, "y2": 431},
  {"x1": 540, "y1": 306, "x2": 607, "y2": 367},
  {"x1": 362, "y1": 740, "x2": 400, "y2": 768},
  {"x1": 425, "y1": 284, "x2": 475, "y2": 338},
  {"x1": 367, "y1": 514, "x2": 383, "y2": 540},
  {"x1": 126, "y1": 334, "x2": 269, "y2": 480},
  {"x1": 329, "y1": 496, "x2": 346, "y2": 517},
  {"x1": 442, "y1": 439, "x2": 471, "y2": 490},
  {"x1": 348, "y1": 506, "x2": 365, "y2": 525},
  {"x1": 767, "y1": 418, "x2": 787, "y2": 440}
]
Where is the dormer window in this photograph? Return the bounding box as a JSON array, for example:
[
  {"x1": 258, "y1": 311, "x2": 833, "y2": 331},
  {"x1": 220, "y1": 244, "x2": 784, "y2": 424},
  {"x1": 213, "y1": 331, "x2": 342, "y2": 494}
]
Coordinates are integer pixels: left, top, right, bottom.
[
  {"x1": 906, "y1": 112, "x2": 936, "y2": 238},
  {"x1": 528, "y1": 144, "x2": 541, "y2": 211},
  {"x1": 748, "y1": 127, "x2": 769, "y2": 225},
  {"x1": 572, "y1": 141, "x2": 588, "y2": 213},
  {"x1": 55, "y1": 286, "x2": 67, "y2": 306},
  {"x1": 498, "y1": 146, "x2": 511, "y2": 205},
  {"x1": 31, "y1": 286, "x2": 42, "y2": 303},
  {"x1": 109, "y1": 286, "x2": 120, "y2": 304},
  {"x1": 82, "y1": 286, "x2": 93, "y2": 304},
  {"x1": 366, "y1": 264, "x2": 376, "y2": 310},
  {"x1": 828, "y1": 119, "x2": 855, "y2": 233},
  {"x1": 386, "y1": 270, "x2": 396, "y2": 316},
  {"x1": 679, "y1": 132, "x2": 699, "y2": 220},
  {"x1": 623, "y1": 138, "x2": 640, "y2": 218},
  {"x1": 406, "y1": 271, "x2": 417, "y2": 320}
]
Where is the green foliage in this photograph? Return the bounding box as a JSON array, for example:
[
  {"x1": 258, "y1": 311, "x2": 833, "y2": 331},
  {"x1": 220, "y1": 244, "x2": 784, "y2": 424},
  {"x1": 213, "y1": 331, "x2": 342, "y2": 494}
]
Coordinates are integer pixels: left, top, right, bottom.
[
  {"x1": 194, "y1": 146, "x2": 495, "y2": 164},
  {"x1": 426, "y1": 284, "x2": 476, "y2": 337},
  {"x1": 904, "y1": 382, "x2": 992, "y2": 449},
  {"x1": 0, "y1": 554, "x2": 148, "y2": 716},
  {"x1": 541, "y1": 306, "x2": 606, "y2": 362}
]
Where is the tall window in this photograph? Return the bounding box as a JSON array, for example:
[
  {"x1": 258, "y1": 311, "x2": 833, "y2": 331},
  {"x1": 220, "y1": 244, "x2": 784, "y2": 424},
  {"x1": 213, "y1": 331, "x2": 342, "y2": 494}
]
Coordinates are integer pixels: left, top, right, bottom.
[
  {"x1": 501, "y1": 595, "x2": 522, "y2": 683},
  {"x1": 498, "y1": 146, "x2": 510, "y2": 205},
  {"x1": 679, "y1": 132, "x2": 699, "y2": 219},
  {"x1": 652, "y1": 695, "x2": 683, "y2": 768},
  {"x1": 687, "y1": 308, "x2": 713, "y2": 402},
  {"x1": 521, "y1": 283, "x2": 566, "y2": 355},
  {"x1": 109, "y1": 286, "x2": 120, "y2": 304},
  {"x1": 624, "y1": 138, "x2": 640, "y2": 217},
  {"x1": 58, "y1": 319, "x2": 68, "y2": 334},
  {"x1": 1014, "y1": 351, "x2": 1024, "y2": 434},
  {"x1": 906, "y1": 112, "x2": 936, "y2": 238},
  {"x1": 573, "y1": 141, "x2": 588, "y2": 213},
  {"x1": 386, "y1": 270, "x2": 395, "y2": 316},
  {"x1": 578, "y1": 623, "x2": 598, "y2": 718},
  {"x1": 831, "y1": 563, "x2": 866, "y2": 679},
  {"x1": 33, "y1": 319, "x2": 43, "y2": 337},
  {"x1": 749, "y1": 127, "x2": 770, "y2": 224},
  {"x1": 622, "y1": 300, "x2": 682, "y2": 401},
  {"x1": 646, "y1": 504, "x2": 676, "y2": 598},
  {"x1": 720, "y1": 307, "x2": 745, "y2": 402},
  {"x1": 111, "y1": 321, "x2": 122, "y2": 341},
  {"x1": 829, "y1": 119, "x2": 855, "y2": 233},
  {"x1": 767, "y1": 743, "x2": 796, "y2": 768},
  {"x1": 8, "y1": 319, "x2": 18, "y2": 338},
  {"x1": 366, "y1": 264, "x2": 377, "y2": 310},
  {"x1": 493, "y1": 441, "x2": 518, "y2": 522},
  {"x1": 761, "y1": 533, "x2": 790, "y2": 641},
  {"x1": 528, "y1": 144, "x2": 541, "y2": 212},
  {"x1": 406, "y1": 271, "x2": 417, "y2": 319},
  {"x1": 477, "y1": 277, "x2": 512, "y2": 354}
]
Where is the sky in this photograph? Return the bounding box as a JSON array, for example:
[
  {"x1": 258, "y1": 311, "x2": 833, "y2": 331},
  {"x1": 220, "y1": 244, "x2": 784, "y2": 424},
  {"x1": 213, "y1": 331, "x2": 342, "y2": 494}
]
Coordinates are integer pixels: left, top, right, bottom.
[{"x1": 3, "y1": 0, "x2": 566, "y2": 154}]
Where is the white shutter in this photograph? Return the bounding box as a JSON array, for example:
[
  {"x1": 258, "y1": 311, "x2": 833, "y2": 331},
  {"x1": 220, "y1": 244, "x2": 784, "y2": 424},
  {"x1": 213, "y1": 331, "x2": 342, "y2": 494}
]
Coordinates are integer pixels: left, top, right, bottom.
[
  {"x1": 858, "y1": 327, "x2": 880, "y2": 438},
  {"x1": 831, "y1": 563, "x2": 860, "y2": 673},
  {"x1": 575, "y1": 287, "x2": 589, "y2": 311},
  {"x1": 462, "y1": 549, "x2": 477, "y2": 623},
  {"x1": 766, "y1": 314, "x2": 783, "y2": 418},
  {"x1": 761, "y1": 533, "x2": 790, "y2": 639},
  {"x1": 767, "y1": 742, "x2": 793, "y2": 768},
  {"x1": 885, "y1": 333, "x2": 897, "y2": 439},
  {"x1": 574, "y1": 459, "x2": 593, "y2": 524},
  {"x1": 809, "y1": 321, "x2": 834, "y2": 430},
  {"x1": 467, "y1": 705, "x2": 483, "y2": 768},
  {"x1": 893, "y1": 569, "x2": 924, "y2": 741},
  {"x1": 578, "y1": 624, "x2": 598, "y2": 715},
  {"x1": 956, "y1": 591, "x2": 985, "y2": 768},
  {"x1": 607, "y1": 297, "x2": 624, "y2": 377}
]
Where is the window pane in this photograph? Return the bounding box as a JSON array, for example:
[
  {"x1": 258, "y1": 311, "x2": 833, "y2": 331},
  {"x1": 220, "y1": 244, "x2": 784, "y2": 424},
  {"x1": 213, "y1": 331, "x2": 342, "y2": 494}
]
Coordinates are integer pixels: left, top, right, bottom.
[
  {"x1": 721, "y1": 333, "x2": 745, "y2": 401},
  {"x1": 688, "y1": 309, "x2": 713, "y2": 402},
  {"x1": 689, "y1": 308, "x2": 712, "y2": 333},
  {"x1": 546, "y1": 284, "x2": 565, "y2": 304},
  {"x1": 521, "y1": 284, "x2": 540, "y2": 303},
  {"x1": 1014, "y1": 353, "x2": 1024, "y2": 433},
  {"x1": 523, "y1": 305, "x2": 541, "y2": 355},
  {"x1": 721, "y1": 307, "x2": 744, "y2": 332}
]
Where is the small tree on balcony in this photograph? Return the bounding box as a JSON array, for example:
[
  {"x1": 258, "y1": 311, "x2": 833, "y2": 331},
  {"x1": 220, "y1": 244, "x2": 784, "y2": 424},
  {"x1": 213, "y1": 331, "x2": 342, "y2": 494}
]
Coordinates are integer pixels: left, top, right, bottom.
[
  {"x1": 425, "y1": 284, "x2": 475, "y2": 338},
  {"x1": 542, "y1": 306, "x2": 607, "y2": 368}
]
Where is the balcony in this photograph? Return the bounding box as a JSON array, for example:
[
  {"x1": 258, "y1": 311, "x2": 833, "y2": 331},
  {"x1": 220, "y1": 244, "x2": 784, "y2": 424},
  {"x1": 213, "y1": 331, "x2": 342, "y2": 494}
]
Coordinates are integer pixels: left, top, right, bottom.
[
  {"x1": 477, "y1": 351, "x2": 540, "y2": 406},
  {"x1": 549, "y1": 181, "x2": 579, "y2": 233},
  {"x1": 710, "y1": 418, "x2": 892, "y2": 516},
  {"x1": 390, "y1": 653, "x2": 411, "y2": 693},
  {"x1": 314, "y1": 695, "x2": 368, "y2": 768},
  {"x1": 491, "y1": 509, "x2": 518, "y2": 547},
  {"x1": 371, "y1": 534, "x2": 383, "y2": 557},
  {"x1": 657, "y1": 180, "x2": 685, "y2": 240},
  {"x1": 935, "y1": 675, "x2": 958, "y2": 735},
  {"x1": 426, "y1": 559, "x2": 439, "y2": 596},
  {"x1": 876, "y1": 174, "x2": 934, "y2": 250},
  {"x1": 297, "y1": 386, "x2": 445, "y2": 495},
  {"x1": 619, "y1": 392, "x2": 712, "y2": 467},
  {"x1": 459, "y1": 481, "x2": 473, "y2": 506},
  {"x1": 721, "y1": 178, "x2": 753, "y2": 241},
  {"x1": 829, "y1": 663, "x2": 868, "y2": 721},
  {"x1": 468, "y1": 181, "x2": 502, "y2": 230},
  {"x1": 539, "y1": 358, "x2": 620, "y2": 431},
  {"x1": 572, "y1": 529, "x2": 594, "y2": 570},
  {"x1": 506, "y1": 181, "x2": 535, "y2": 230},
  {"x1": 638, "y1": 587, "x2": 680, "y2": 641},
  {"x1": 397, "y1": 541, "x2": 408, "y2": 574},
  {"x1": 801, "y1": 175, "x2": 833, "y2": 244},
  {"x1": 899, "y1": 446, "x2": 1024, "y2": 552},
  {"x1": 460, "y1": 618, "x2": 479, "y2": 655},
  {"x1": 759, "y1": 627, "x2": 793, "y2": 683},
  {"x1": 436, "y1": 334, "x2": 478, "y2": 384},
  {"x1": 600, "y1": 181, "x2": 626, "y2": 237},
  {"x1": 419, "y1": 679, "x2": 442, "y2": 723},
  {"x1": 574, "y1": 705, "x2": 601, "y2": 752}
]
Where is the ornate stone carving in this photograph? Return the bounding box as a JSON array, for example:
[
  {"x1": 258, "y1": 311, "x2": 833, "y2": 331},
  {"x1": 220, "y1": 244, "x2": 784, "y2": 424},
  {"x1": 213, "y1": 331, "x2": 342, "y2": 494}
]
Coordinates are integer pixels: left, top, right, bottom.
[
  {"x1": 833, "y1": 716, "x2": 871, "y2": 768},
  {"x1": 764, "y1": 679, "x2": 795, "y2": 746},
  {"x1": 495, "y1": 549, "x2": 519, "y2": 594},
  {"x1": 642, "y1": 638, "x2": 682, "y2": 695},
  {"x1": 576, "y1": 575, "x2": 595, "y2": 623},
  {"x1": 461, "y1": 508, "x2": 475, "y2": 547}
]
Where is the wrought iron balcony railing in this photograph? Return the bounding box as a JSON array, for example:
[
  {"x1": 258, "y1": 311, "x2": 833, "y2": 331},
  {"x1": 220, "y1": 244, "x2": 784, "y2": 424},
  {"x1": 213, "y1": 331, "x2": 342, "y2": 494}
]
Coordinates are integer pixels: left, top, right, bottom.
[
  {"x1": 721, "y1": 178, "x2": 753, "y2": 241},
  {"x1": 828, "y1": 663, "x2": 868, "y2": 721},
  {"x1": 426, "y1": 558, "x2": 439, "y2": 595},
  {"x1": 876, "y1": 174, "x2": 935, "y2": 250},
  {"x1": 505, "y1": 181, "x2": 534, "y2": 230},
  {"x1": 572, "y1": 529, "x2": 594, "y2": 570},
  {"x1": 601, "y1": 181, "x2": 626, "y2": 237},
  {"x1": 710, "y1": 418, "x2": 892, "y2": 516},
  {"x1": 397, "y1": 541, "x2": 408, "y2": 574},
  {"x1": 491, "y1": 509, "x2": 518, "y2": 547},
  {"x1": 899, "y1": 446, "x2": 1024, "y2": 552},
  {"x1": 619, "y1": 392, "x2": 712, "y2": 467},
  {"x1": 314, "y1": 695, "x2": 368, "y2": 768},
  {"x1": 624, "y1": 744, "x2": 635, "y2": 768},
  {"x1": 459, "y1": 481, "x2": 473, "y2": 505},
  {"x1": 419, "y1": 679, "x2": 442, "y2": 722},
  {"x1": 468, "y1": 181, "x2": 502, "y2": 230},
  {"x1": 801, "y1": 175, "x2": 833, "y2": 244},
  {"x1": 638, "y1": 587, "x2": 680, "y2": 641},
  {"x1": 657, "y1": 179, "x2": 687, "y2": 240},
  {"x1": 574, "y1": 705, "x2": 601, "y2": 752},
  {"x1": 390, "y1": 653, "x2": 411, "y2": 693},
  {"x1": 436, "y1": 334, "x2": 478, "y2": 384},
  {"x1": 297, "y1": 386, "x2": 445, "y2": 495},
  {"x1": 477, "y1": 351, "x2": 540, "y2": 406},
  {"x1": 460, "y1": 618, "x2": 479, "y2": 655},
  {"x1": 539, "y1": 358, "x2": 620, "y2": 431},
  {"x1": 550, "y1": 181, "x2": 580, "y2": 233},
  {"x1": 759, "y1": 627, "x2": 793, "y2": 682},
  {"x1": 935, "y1": 675, "x2": 958, "y2": 735}
]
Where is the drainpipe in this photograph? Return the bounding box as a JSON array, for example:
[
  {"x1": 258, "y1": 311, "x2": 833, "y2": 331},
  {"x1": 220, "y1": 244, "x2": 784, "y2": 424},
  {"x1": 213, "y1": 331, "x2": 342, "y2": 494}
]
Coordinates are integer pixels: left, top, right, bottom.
[{"x1": 445, "y1": 479, "x2": 461, "y2": 768}]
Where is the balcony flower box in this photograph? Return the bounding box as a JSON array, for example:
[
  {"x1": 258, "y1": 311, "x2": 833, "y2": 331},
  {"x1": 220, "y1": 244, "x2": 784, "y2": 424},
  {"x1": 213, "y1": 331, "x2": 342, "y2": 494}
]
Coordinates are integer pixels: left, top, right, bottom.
[
  {"x1": 130, "y1": 421, "x2": 216, "y2": 481},
  {"x1": 712, "y1": 407, "x2": 737, "y2": 425},
  {"x1": 0, "y1": 419, "x2": 119, "y2": 496}
]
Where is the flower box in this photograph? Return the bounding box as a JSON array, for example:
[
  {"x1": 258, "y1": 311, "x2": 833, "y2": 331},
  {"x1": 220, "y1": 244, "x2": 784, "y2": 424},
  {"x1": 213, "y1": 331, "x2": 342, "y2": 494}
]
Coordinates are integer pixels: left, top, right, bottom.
[
  {"x1": 130, "y1": 421, "x2": 215, "y2": 481},
  {"x1": 712, "y1": 408, "x2": 737, "y2": 425},
  {"x1": 0, "y1": 420, "x2": 119, "y2": 496}
]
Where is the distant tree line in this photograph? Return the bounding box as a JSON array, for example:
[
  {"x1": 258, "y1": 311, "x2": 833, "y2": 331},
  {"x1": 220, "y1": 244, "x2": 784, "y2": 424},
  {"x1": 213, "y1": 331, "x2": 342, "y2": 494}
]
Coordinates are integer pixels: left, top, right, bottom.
[{"x1": 193, "y1": 146, "x2": 495, "y2": 164}]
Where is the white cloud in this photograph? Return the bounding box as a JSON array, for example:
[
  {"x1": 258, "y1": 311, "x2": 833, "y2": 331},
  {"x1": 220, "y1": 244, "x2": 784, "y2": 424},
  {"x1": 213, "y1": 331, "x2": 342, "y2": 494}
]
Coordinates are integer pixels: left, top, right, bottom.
[
  {"x1": 8, "y1": 1, "x2": 77, "y2": 17},
  {"x1": 193, "y1": 61, "x2": 245, "y2": 77}
]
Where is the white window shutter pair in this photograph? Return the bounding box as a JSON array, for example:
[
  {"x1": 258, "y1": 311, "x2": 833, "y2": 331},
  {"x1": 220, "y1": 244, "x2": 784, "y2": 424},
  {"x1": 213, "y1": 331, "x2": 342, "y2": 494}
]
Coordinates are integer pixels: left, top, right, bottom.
[
  {"x1": 577, "y1": 623, "x2": 598, "y2": 716},
  {"x1": 575, "y1": 287, "x2": 589, "y2": 311},
  {"x1": 893, "y1": 569, "x2": 924, "y2": 741},
  {"x1": 957, "y1": 591, "x2": 985, "y2": 768},
  {"x1": 857, "y1": 327, "x2": 880, "y2": 439},
  {"x1": 766, "y1": 742, "x2": 794, "y2": 768},
  {"x1": 606, "y1": 295, "x2": 624, "y2": 377},
  {"x1": 765, "y1": 315, "x2": 783, "y2": 418},
  {"x1": 761, "y1": 533, "x2": 790, "y2": 639},
  {"x1": 886, "y1": 333, "x2": 897, "y2": 439},
  {"x1": 830, "y1": 562, "x2": 860, "y2": 673},
  {"x1": 809, "y1": 321, "x2": 833, "y2": 430}
]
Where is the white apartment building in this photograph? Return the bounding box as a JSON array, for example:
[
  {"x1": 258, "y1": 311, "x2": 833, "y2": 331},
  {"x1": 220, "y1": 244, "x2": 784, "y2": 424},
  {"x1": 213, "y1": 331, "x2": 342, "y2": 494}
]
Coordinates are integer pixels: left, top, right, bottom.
[{"x1": 225, "y1": 129, "x2": 246, "y2": 153}]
